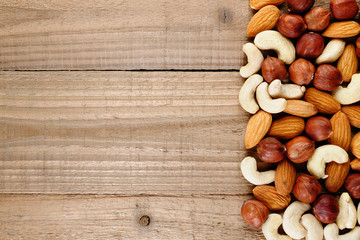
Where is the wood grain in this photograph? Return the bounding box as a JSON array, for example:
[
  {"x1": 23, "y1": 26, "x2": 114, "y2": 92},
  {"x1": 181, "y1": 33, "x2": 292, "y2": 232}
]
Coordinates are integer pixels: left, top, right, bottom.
[{"x1": 0, "y1": 71, "x2": 258, "y2": 195}]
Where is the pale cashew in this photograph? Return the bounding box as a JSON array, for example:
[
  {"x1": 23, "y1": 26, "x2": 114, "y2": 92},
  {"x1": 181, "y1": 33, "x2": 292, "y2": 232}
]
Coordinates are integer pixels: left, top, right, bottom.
[
  {"x1": 336, "y1": 192, "x2": 357, "y2": 230},
  {"x1": 240, "y1": 156, "x2": 275, "y2": 185},
  {"x1": 254, "y1": 30, "x2": 296, "y2": 65},
  {"x1": 301, "y1": 214, "x2": 324, "y2": 240},
  {"x1": 283, "y1": 201, "x2": 311, "y2": 240},
  {"x1": 240, "y1": 43, "x2": 264, "y2": 78},
  {"x1": 262, "y1": 214, "x2": 292, "y2": 240},
  {"x1": 315, "y1": 39, "x2": 346, "y2": 65},
  {"x1": 256, "y1": 82, "x2": 287, "y2": 114},
  {"x1": 324, "y1": 224, "x2": 360, "y2": 240},
  {"x1": 332, "y1": 73, "x2": 360, "y2": 105},
  {"x1": 268, "y1": 79, "x2": 306, "y2": 100},
  {"x1": 239, "y1": 74, "x2": 263, "y2": 114},
  {"x1": 307, "y1": 145, "x2": 348, "y2": 179}
]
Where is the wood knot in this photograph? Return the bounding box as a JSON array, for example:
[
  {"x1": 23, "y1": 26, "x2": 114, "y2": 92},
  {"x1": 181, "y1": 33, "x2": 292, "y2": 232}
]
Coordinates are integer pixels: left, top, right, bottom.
[
  {"x1": 139, "y1": 215, "x2": 150, "y2": 226},
  {"x1": 220, "y1": 10, "x2": 232, "y2": 23}
]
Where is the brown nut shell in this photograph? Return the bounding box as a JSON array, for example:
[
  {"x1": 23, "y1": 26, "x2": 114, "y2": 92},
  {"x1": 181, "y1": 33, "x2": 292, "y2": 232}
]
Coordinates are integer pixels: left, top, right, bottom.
[
  {"x1": 313, "y1": 64, "x2": 343, "y2": 92},
  {"x1": 289, "y1": 58, "x2": 315, "y2": 85},
  {"x1": 296, "y1": 32, "x2": 324, "y2": 59},
  {"x1": 257, "y1": 137, "x2": 286, "y2": 163},
  {"x1": 305, "y1": 116, "x2": 332, "y2": 142},
  {"x1": 268, "y1": 116, "x2": 305, "y2": 139},
  {"x1": 277, "y1": 14, "x2": 306, "y2": 38},
  {"x1": 275, "y1": 158, "x2": 296, "y2": 195},
  {"x1": 312, "y1": 194, "x2": 339, "y2": 224},
  {"x1": 286, "y1": 136, "x2": 315, "y2": 163},
  {"x1": 351, "y1": 159, "x2": 360, "y2": 171},
  {"x1": 293, "y1": 174, "x2": 322, "y2": 203},
  {"x1": 329, "y1": 111, "x2": 352, "y2": 151},
  {"x1": 341, "y1": 105, "x2": 360, "y2": 128},
  {"x1": 253, "y1": 185, "x2": 291, "y2": 211},
  {"x1": 330, "y1": 0, "x2": 359, "y2": 20},
  {"x1": 325, "y1": 160, "x2": 350, "y2": 193},
  {"x1": 304, "y1": 7, "x2": 331, "y2": 32},
  {"x1": 261, "y1": 56, "x2": 287, "y2": 83},
  {"x1": 241, "y1": 200, "x2": 269, "y2": 228},
  {"x1": 351, "y1": 132, "x2": 360, "y2": 159},
  {"x1": 337, "y1": 44, "x2": 358, "y2": 83},
  {"x1": 304, "y1": 88, "x2": 341, "y2": 114},
  {"x1": 287, "y1": 0, "x2": 314, "y2": 13},
  {"x1": 345, "y1": 173, "x2": 360, "y2": 199}
]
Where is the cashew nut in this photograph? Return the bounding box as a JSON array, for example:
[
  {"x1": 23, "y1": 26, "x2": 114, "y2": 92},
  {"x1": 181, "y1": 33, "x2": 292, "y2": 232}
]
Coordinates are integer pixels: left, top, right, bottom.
[
  {"x1": 239, "y1": 74, "x2": 263, "y2": 114},
  {"x1": 268, "y1": 79, "x2": 306, "y2": 100},
  {"x1": 240, "y1": 43, "x2": 264, "y2": 78},
  {"x1": 332, "y1": 73, "x2": 360, "y2": 105},
  {"x1": 256, "y1": 82, "x2": 287, "y2": 114},
  {"x1": 301, "y1": 214, "x2": 324, "y2": 240},
  {"x1": 283, "y1": 201, "x2": 311, "y2": 240},
  {"x1": 240, "y1": 156, "x2": 275, "y2": 185},
  {"x1": 315, "y1": 39, "x2": 346, "y2": 65},
  {"x1": 254, "y1": 30, "x2": 296, "y2": 65},
  {"x1": 336, "y1": 192, "x2": 357, "y2": 230},
  {"x1": 262, "y1": 214, "x2": 292, "y2": 240},
  {"x1": 307, "y1": 145, "x2": 349, "y2": 179},
  {"x1": 324, "y1": 224, "x2": 360, "y2": 240}
]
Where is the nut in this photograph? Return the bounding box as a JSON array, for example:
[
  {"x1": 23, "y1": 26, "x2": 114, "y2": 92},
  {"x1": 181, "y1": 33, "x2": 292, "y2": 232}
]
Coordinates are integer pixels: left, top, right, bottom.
[
  {"x1": 240, "y1": 43, "x2": 264, "y2": 79},
  {"x1": 253, "y1": 185, "x2": 291, "y2": 211},
  {"x1": 301, "y1": 214, "x2": 324, "y2": 240},
  {"x1": 245, "y1": 110, "x2": 272, "y2": 149},
  {"x1": 247, "y1": 5, "x2": 281, "y2": 38},
  {"x1": 336, "y1": 192, "x2": 357, "y2": 230},
  {"x1": 357, "y1": 37, "x2": 360, "y2": 58},
  {"x1": 307, "y1": 144, "x2": 349, "y2": 179},
  {"x1": 284, "y1": 100, "x2": 318, "y2": 118},
  {"x1": 296, "y1": 32, "x2": 324, "y2": 59},
  {"x1": 313, "y1": 64, "x2": 343, "y2": 92},
  {"x1": 286, "y1": 136, "x2": 315, "y2": 163},
  {"x1": 323, "y1": 21, "x2": 360, "y2": 38},
  {"x1": 312, "y1": 194, "x2": 339, "y2": 224},
  {"x1": 261, "y1": 56, "x2": 287, "y2": 83},
  {"x1": 345, "y1": 173, "x2": 360, "y2": 199},
  {"x1": 268, "y1": 80, "x2": 306, "y2": 100},
  {"x1": 256, "y1": 82, "x2": 287, "y2": 114},
  {"x1": 289, "y1": 58, "x2": 315, "y2": 85},
  {"x1": 304, "y1": 7, "x2": 331, "y2": 32},
  {"x1": 241, "y1": 157, "x2": 276, "y2": 185},
  {"x1": 315, "y1": 39, "x2": 346, "y2": 65},
  {"x1": 325, "y1": 160, "x2": 350, "y2": 193},
  {"x1": 286, "y1": 0, "x2": 314, "y2": 13},
  {"x1": 351, "y1": 132, "x2": 360, "y2": 159},
  {"x1": 282, "y1": 201, "x2": 311, "y2": 239},
  {"x1": 239, "y1": 74, "x2": 263, "y2": 114},
  {"x1": 275, "y1": 158, "x2": 296, "y2": 195},
  {"x1": 241, "y1": 200, "x2": 269, "y2": 228},
  {"x1": 330, "y1": 0, "x2": 359, "y2": 20},
  {"x1": 250, "y1": 0, "x2": 286, "y2": 10},
  {"x1": 337, "y1": 44, "x2": 358, "y2": 83},
  {"x1": 324, "y1": 224, "x2": 360, "y2": 240},
  {"x1": 305, "y1": 116, "x2": 332, "y2": 142},
  {"x1": 341, "y1": 105, "x2": 360, "y2": 128},
  {"x1": 276, "y1": 14, "x2": 306, "y2": 38},
  {"x1": 257, "y1": 137, "x2": 285, "y2": 163},
  {"x1": 292, "y1": 174, "x2": 322, "y2": 203},
  {"x1": 254, "y1": 30, "x2": 296, "y2": 65},
  {"x1": 304, "y1": 88, "x2": 341, "y2": 114},
  {"x1": 268, "y1": 116, "x2": 305, "y2": 139},
  {"x1": 262, "y1": 214, "x2": 292, "y2": 240},
  {"x1": 329, "y1": 111, "x2": 352, "y2": 151},
  {"x1": 332, "y1": 73, "x2": 360, "y2": 105},
  {"x1": 351, "y1": 159, "x2": 360, "y2": 171}
]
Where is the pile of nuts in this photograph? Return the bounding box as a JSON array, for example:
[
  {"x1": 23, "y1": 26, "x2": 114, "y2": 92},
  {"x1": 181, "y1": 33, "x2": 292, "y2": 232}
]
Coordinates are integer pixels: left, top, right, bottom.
[{"x1": 239, "y1": 0, "x2": 360, "y2": 239}]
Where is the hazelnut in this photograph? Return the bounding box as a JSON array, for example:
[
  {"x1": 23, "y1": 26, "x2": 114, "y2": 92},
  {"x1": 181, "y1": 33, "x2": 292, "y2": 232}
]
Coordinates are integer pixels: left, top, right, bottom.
[
  {"x1": 277, "y1": 14, "x2": 306, "y2": 38},
  {"x1": 296, "y1": 33, "x2": 324, "y2": 59},
  {"x1": 330, "y1": 0, "x2": 359, "y2": 20},
  {"x1": 304, "y1": 7, "x2": 331, "y2": 32},
  {"x1": 241, "y1": 200, "x2": 269, "y2": 228},
  {"x1": 345, "y1": 173, "x2": 360, "y2": 199},
  {"x1": 292, "y1": 174, "x2": 321, "y2": 203},
  {"x1": 261, "y1": 56, "x2": 287, "y2": 83},
  {"x1": 289, "y1": 58, "x2": 315, "y2": 85},
  {"x1": 305, "y1": 116, "x2": 332, "y2": 141},
  {"x1": 312, "y1": 194, "x2": 339, "y2": 224},
  {"x1": 313, "y1": 64, "x2": 343, "y2": 91},
  {"x1": 287, "y1": 0, "x2": 314, "y2": 13},
  {"x1": 286, "y1": 136, "x2": 315, "y2": 163},
  {"x1": 257, "y1": 137, "x2": 286, "y2": 163}
]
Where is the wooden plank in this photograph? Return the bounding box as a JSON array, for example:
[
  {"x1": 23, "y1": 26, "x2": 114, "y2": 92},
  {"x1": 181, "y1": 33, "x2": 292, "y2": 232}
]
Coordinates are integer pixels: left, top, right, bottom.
[
  {"x1": 0, "y1": 0, "x2": 249, "y2": 70},
  {"x1": 0, "y1": 71, "x2": 259, "y2": 195},
  {"x1": 0, "y1": 194, "x2": 264, "y2": 240}
]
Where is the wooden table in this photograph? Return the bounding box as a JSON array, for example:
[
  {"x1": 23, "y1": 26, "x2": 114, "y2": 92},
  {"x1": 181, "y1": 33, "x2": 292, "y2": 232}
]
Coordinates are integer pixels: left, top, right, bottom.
[{"x1": 0, "y1": 0, "x2": 333, "y2": 239}]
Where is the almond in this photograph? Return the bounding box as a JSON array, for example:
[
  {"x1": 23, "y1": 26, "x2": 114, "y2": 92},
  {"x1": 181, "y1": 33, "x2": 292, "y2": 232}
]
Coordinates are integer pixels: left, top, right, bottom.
[
  {"x1": 351, "y1": 159, "x2": 360, "y2": 171},
  {"x1": 341, "y1": 105, "x2": 360, "y2": 128},
  {"x1": 322, "y1": 21, "x2": 360, "y2": 38},
  {"x1": 325, "y1": 160, "x2": 350, "y2": 193},
  {"x1": 247, "y1": 5, "x2": 281, "y2": 37},
  {"x1": 337, "y1": 44, "x2": 358, "y2": 83},
  {"x1": 250, "y1": 0, "x2": 286, "y2": 10},
  {"x1": 268, "y1": 116, "x2": 305, "y2": 139},
  {"x1": 329, "y1": 111, "x2": 352, "y2": 151},
  {"x1": 304, "y1": 88, "x2": 341, "y2": 114},
  {"x1": 253, "y1": 185, "x2": 291, "y2": 211},
  {"x1": 351, "y1": 132, "x2": 360, "y2": 159},
  {"x1": 245, "y1": 110, "x2": 272, "y2": 149},
  {"x1": 284, "y1": 100, "x2": 318, "y2": 118},
  {"x1": 275, "y1": 158, "x2": 296, "y2": 195}
]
